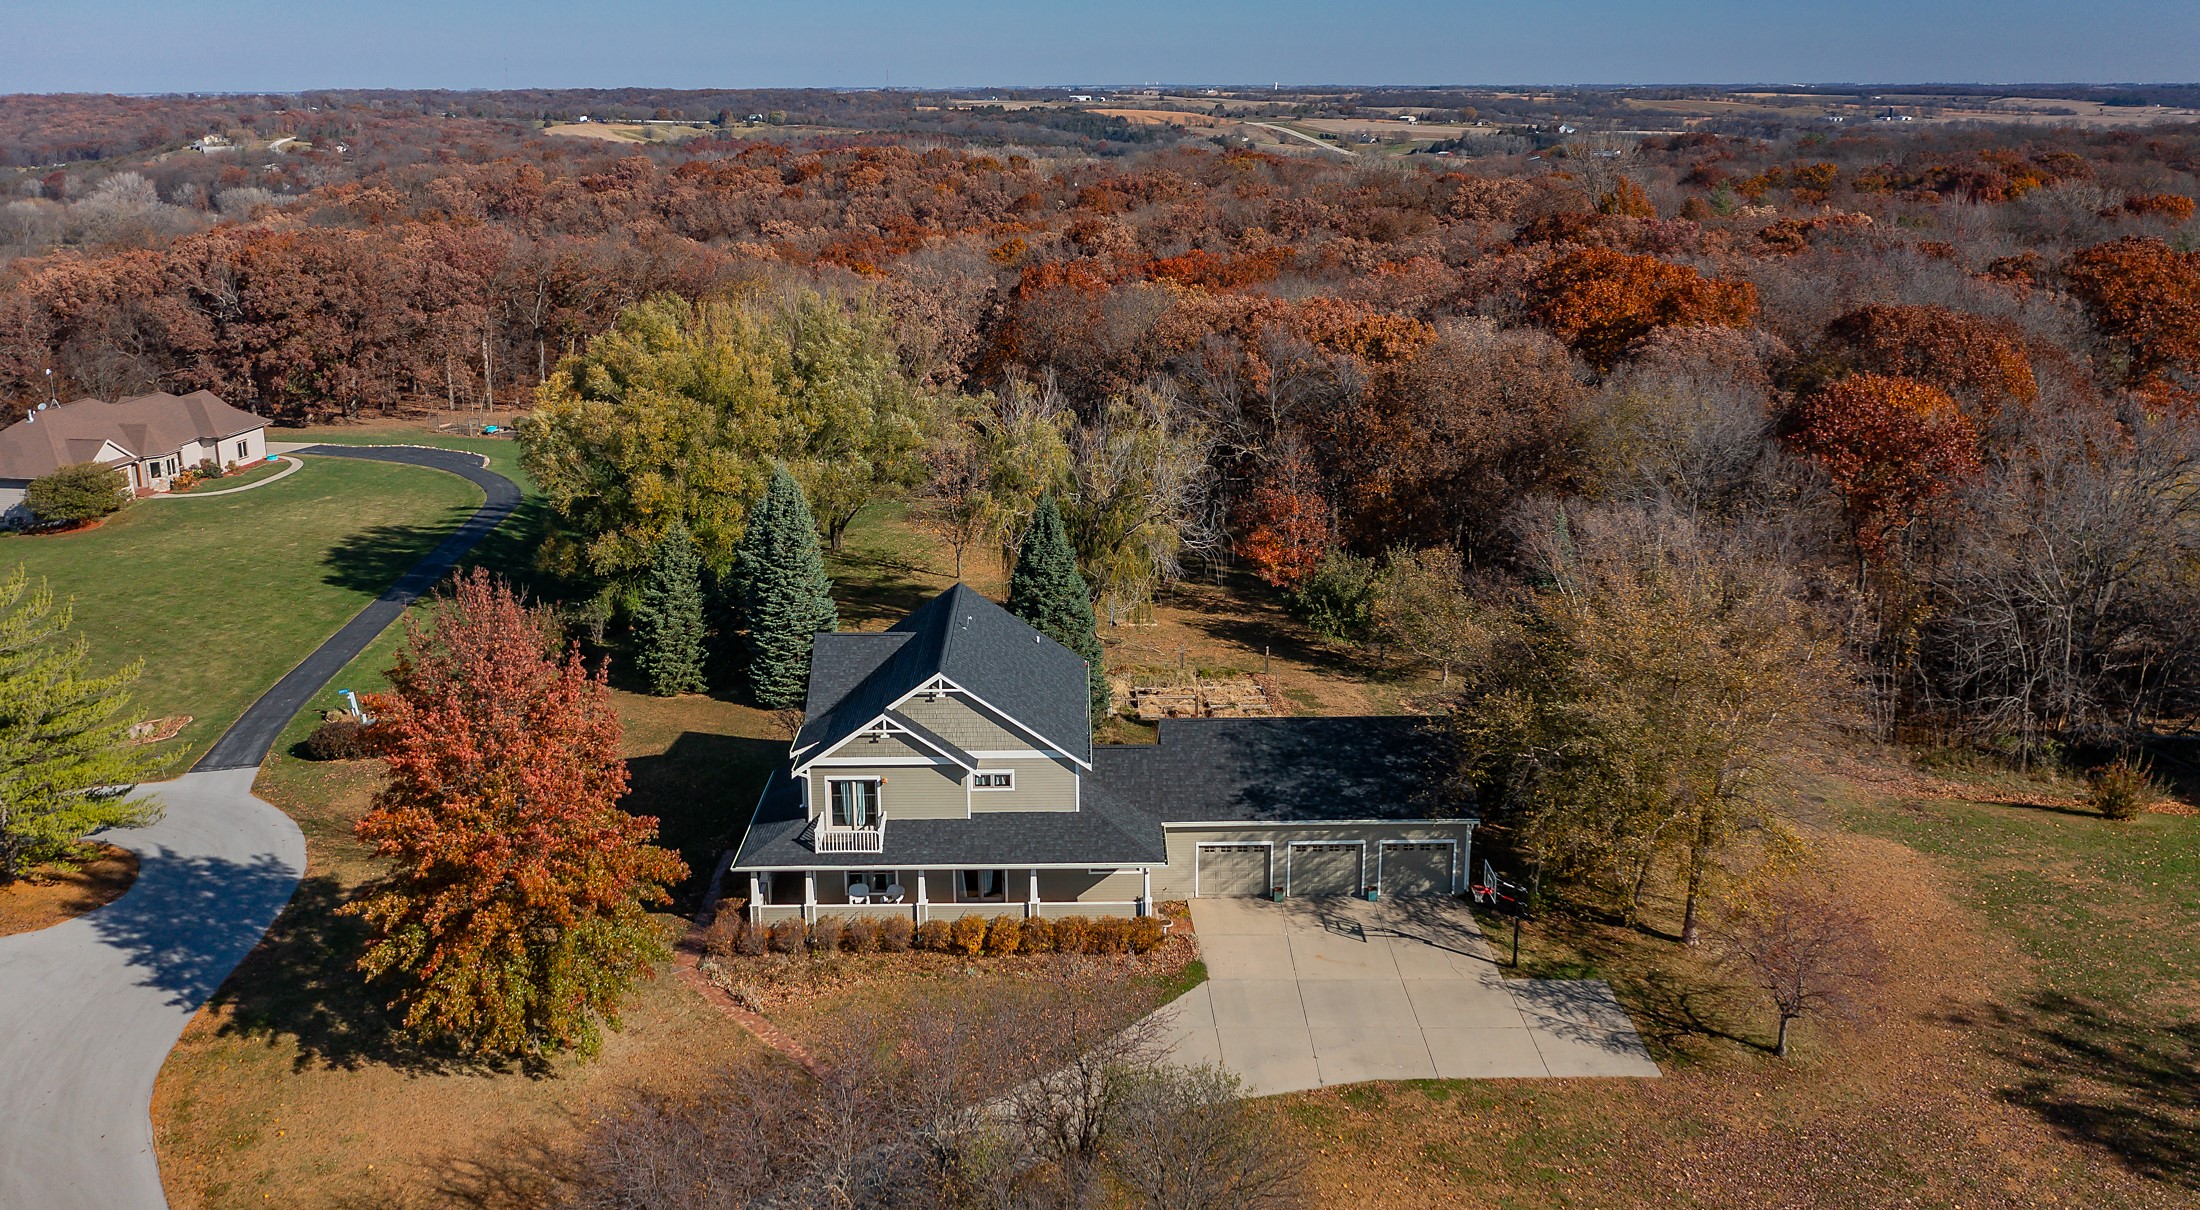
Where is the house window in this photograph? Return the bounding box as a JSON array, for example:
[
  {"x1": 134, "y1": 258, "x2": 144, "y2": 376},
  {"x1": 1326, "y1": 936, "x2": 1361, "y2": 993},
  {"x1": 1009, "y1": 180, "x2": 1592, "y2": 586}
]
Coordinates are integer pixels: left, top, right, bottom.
[
  {"x1": 847, "y1": 871, "x2": 893, "y2": 894},
  {"x1": 235, "y1": 439, "x2": 248, "y2": 460},
  {"x1": 972, "y1": 771, "x2": 1015, "y2": 790},
  {"x1": 960, "y1": 869, "x2": 1006, "y2": 900},
  {"x1": 828, "y1": 778, "x2": 880, "y2": 828}
]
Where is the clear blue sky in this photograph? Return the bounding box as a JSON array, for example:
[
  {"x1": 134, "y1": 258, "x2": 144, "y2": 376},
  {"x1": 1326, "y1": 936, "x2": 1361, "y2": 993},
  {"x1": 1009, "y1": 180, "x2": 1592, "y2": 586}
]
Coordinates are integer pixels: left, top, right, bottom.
[{"x1": 8, "y1": 0, "x2": 2196, "y2": 93}]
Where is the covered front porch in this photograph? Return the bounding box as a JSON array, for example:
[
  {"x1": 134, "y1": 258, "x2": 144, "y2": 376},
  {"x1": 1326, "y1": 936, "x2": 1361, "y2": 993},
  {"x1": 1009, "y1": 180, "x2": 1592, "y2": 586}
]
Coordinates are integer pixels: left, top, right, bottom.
[{"x1": 744, "y1": 866, "x2": 1155, "y2": 924}]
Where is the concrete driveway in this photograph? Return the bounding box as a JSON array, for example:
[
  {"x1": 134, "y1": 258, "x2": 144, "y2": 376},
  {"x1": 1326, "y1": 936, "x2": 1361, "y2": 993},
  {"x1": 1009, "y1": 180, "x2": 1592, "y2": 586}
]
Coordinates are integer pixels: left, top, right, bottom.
[
  {"x1": 0, "y1": 770, "x2": 306, "y2": 1210},
  {"x1": 0, "y1": 444, "x2": 520, "y2": 1209},
  {"x1": 1161, "y1": 897, "x2": 1659, "y2": 1094}
]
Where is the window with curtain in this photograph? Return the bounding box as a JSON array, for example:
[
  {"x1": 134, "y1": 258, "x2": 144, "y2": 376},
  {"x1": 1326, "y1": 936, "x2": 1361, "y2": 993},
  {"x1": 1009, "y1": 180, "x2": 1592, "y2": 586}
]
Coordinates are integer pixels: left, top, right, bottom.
[{"x1": 828, "y1": 778, "x2": 879, "y2": 828}]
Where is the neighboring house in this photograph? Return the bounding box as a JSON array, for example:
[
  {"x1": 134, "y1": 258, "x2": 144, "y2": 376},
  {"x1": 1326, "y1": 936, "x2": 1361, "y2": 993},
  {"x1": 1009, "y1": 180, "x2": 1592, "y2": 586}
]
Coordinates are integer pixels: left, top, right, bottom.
[
  {"x1": 732, "y1": 584, "x2": 1476, "y2": 924},
  {"x1": 0, "y1": 391, "x2": 268, "y2": 527}
]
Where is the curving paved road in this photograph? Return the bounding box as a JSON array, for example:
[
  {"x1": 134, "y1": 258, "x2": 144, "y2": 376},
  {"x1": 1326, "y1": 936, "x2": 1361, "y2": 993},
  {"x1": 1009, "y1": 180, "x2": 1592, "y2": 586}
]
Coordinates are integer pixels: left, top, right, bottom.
[{"x1": 0, "y1": 444, "x2": 520, "y2": 1210}]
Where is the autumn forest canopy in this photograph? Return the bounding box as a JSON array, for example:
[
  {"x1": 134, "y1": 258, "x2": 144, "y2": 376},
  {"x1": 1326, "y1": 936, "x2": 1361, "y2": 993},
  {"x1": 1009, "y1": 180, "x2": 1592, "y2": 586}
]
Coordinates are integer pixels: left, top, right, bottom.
[{"x1": 5, "y1": 87, "x2": 2200, "y2": 771}]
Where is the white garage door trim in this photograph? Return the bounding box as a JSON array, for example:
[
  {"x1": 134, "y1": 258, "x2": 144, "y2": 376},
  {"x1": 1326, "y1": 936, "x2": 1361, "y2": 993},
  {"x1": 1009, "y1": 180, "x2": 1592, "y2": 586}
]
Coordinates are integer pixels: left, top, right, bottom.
[
  {"x1": 1378, "y1": 839, "x2": 1459, "y2": 895},
  {"x1": 1286, "y1": 840, "x2": 1366, "y2": 897},
  {"x1": 1194, "y1": 842, "x2": 1273, "y2": 898}
]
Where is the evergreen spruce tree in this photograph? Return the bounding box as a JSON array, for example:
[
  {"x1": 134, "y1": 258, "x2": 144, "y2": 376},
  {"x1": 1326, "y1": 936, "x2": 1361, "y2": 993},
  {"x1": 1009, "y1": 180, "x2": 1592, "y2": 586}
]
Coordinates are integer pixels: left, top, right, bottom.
[
  {"x1": 733, "y1": 466, "x2": 839, "y2": 709},
  {"x1": 630, "y1": 521, "x2": 707, "y2": 696},
  {"x1": 1007, "y1": 495, "x2": 1110, "y2": 727},
  {"x1": 0, "y1": 564, "x2": 161, "y2": 883}
]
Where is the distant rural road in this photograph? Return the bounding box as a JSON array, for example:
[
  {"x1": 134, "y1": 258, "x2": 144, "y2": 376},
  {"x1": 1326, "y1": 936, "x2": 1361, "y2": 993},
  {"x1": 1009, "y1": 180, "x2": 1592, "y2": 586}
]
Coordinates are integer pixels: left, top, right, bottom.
[
  {"x1": 0, "y1": 444, "x2": 519, "y2": 1210},
  {"x1": 1247, "y1": 121, "x2": 1354, "y2": 156}
]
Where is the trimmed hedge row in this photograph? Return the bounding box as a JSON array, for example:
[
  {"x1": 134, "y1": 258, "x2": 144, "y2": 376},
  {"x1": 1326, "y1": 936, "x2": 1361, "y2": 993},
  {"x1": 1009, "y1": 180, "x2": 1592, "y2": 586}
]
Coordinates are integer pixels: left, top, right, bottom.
[{"x1": 708, "y1": 911, "x2": 1164, "y2": 960}]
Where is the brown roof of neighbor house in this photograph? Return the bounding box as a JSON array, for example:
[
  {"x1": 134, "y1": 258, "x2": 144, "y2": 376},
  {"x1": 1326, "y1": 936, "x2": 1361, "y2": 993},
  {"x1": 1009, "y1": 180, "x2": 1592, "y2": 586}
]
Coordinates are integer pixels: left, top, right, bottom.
[{"x1": 0, "y1": 391, "x2": 264, "y2": 481}]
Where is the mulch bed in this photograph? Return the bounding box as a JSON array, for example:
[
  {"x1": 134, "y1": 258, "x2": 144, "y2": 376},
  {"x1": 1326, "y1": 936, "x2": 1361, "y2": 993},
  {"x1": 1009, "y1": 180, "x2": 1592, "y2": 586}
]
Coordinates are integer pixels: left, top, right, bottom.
[{"x1": 129, "y1": 715, "x2": 192, "y2": 745}]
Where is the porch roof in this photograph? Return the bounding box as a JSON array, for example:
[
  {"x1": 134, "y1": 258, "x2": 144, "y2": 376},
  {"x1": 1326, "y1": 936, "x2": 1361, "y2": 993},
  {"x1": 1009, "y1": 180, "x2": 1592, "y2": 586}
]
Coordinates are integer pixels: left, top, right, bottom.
[{"x1": 730, "y1": 768, "x2": 1167, "y2": 870}]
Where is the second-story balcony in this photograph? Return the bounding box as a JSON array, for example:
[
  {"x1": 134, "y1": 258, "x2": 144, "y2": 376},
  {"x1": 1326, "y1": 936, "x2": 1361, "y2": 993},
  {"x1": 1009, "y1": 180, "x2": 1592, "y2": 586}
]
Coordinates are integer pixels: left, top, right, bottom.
[{"x1": 813, "y1": 810, "x2": 887, "y2": 854}]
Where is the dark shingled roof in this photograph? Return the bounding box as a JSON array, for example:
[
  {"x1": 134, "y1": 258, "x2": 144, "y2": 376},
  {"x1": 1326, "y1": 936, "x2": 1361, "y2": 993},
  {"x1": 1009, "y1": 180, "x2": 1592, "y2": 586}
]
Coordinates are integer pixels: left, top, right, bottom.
[
  {"x1": 1090, "y1": 716, "x2": 1466, "y2": 824},
  {"x1": 732, "y1": 768, "x2": 1166, "y2": 869},
  {"x1": 793, "y1": 584, "x2": 1092, "y2": 767},
  {"x1": 730, "y1": 714, "x2": 1471, "y2": 872}
]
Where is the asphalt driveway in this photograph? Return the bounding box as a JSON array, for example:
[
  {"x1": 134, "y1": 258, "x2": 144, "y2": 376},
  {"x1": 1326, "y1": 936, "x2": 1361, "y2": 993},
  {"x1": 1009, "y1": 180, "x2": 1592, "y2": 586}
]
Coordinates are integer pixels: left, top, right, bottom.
[{"x1": 1161, "y1": 897, "x2": 1659, "y2": 1094}]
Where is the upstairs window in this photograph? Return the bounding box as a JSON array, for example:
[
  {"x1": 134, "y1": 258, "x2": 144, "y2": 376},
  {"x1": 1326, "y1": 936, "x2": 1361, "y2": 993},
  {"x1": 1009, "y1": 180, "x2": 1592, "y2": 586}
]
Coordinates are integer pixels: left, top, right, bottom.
[
  {"x1": 972, "y1": 771, "x2": 1015, "y2": 790},
  {"x1": 827, "y1": 778, "x2": 880, "y2": 828}
]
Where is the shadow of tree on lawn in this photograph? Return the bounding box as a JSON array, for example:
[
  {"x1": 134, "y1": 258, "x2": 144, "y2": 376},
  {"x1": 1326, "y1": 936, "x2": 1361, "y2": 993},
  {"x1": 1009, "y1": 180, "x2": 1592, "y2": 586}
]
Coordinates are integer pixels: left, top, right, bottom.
[
  {"x1": 201, "y1": 872, "x2": 501, "y2": 1076},
  {"x1": 623, "y1": 731, "x2": 785, "y2": 905},
  {"x1": 1946, "y1": 992, "x2": 2200, "y2": 1188},
  {"x1": 318, "y1": 516, "x2": 474, "y2": 598}
]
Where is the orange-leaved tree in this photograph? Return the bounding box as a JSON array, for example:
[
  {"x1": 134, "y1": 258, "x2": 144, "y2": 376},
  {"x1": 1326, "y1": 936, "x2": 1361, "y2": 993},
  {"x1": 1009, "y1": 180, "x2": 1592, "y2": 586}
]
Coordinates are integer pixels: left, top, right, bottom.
[
  {"x1": 2063, "y1": 236, "x2": 2200, "y2": 404},
  {"x1": 1233, "y1": 453, "x2": 1333, "y2": 589},
  {"x1": 1526, "y1": 247, "x2": 1757, "y2": 370},
  {"x1": 345, "y1": 569, "x2": 688, "y2": 1060},
  {"x1": 1787, "y1": 374, "x2": 1981, "y2": 561},
  {"x1": 1815, "y1": 304, "x2": 2038, "y2": 421}
]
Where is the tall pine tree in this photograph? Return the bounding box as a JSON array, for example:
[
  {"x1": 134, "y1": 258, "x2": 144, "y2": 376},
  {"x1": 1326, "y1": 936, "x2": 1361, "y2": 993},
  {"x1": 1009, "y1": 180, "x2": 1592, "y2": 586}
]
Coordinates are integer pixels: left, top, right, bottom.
[
  {"x1": 733, "y1": 466, "x2": 839, "y2": 709},
  {"x1": 631, "y1": 521, "x2": 707, "y2": 696},
  {"x1": 1007, "y1": 495, "x2": 1110, "y2": 728},
  {"x1": 0, "y1": 564, "x2": 160, "y2": 883}
]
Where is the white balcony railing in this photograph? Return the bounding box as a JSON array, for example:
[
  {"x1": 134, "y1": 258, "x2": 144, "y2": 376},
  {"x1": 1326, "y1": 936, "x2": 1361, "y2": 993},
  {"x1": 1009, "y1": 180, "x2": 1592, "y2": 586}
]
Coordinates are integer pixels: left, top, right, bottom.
[{"x1": 814, "y1": 811, "x2": 886, "y2": 854}]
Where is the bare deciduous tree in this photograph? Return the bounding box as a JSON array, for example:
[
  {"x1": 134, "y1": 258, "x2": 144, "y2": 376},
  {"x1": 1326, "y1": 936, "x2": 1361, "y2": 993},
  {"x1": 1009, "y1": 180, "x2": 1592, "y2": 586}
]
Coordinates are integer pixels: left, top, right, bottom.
[
  {"x1": 1105, "y1": 1064, "x2": 1306, "y2": 1210},
  {"x1": 1712, "y1": 876, "x2": 1887, "y2": 1058}
]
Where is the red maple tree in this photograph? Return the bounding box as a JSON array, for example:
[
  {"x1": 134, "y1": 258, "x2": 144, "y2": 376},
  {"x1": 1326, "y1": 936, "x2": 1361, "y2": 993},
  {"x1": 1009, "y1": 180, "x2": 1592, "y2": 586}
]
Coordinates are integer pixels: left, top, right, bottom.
[{"x1": 345, "y1": 569, "x2": 687, "y2": 1060}]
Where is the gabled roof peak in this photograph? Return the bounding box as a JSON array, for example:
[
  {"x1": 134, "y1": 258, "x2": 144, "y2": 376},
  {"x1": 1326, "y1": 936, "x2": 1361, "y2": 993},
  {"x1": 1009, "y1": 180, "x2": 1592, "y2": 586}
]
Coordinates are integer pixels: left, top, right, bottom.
[{"x1": 794, "y1": 582, "x2": 1092, "y2": 768}]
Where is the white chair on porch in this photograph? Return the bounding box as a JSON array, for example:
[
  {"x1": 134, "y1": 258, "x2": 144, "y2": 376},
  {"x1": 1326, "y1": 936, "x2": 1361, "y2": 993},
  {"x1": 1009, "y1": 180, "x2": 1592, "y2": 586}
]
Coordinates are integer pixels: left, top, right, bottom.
[
  {"x1": 848, "y1": 884, "x2": 870, "y2": 905},
  {"x1": 882, "y1": 883, "x2": 905, "y2": 903}
]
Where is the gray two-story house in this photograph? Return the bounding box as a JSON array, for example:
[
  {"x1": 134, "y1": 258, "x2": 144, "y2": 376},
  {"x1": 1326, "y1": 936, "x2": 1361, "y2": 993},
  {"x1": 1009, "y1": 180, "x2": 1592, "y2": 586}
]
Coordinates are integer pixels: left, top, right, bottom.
[{"x1": 731, "y1": 583, "x2": 1477, "y2": 924}]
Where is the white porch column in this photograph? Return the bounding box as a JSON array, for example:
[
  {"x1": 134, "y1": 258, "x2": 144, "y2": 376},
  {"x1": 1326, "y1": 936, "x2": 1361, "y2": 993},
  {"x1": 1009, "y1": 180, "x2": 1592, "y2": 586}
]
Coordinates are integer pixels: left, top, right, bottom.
[
  {"x1": 1028, "y1": 868, "x2": 1041, "y2": 918},
  {"x1": 748, "y1": 871, "x2": 763, "y2": 924},
  {"x1": 802, "y1": 871, "x2": 817, "y2": 925},
  {"x1": 915, "y1": 869, "x2": 928, "y2": 924},
  {"x1": 1141, "y1": 868, "x2": 1153, "y2": 917}
]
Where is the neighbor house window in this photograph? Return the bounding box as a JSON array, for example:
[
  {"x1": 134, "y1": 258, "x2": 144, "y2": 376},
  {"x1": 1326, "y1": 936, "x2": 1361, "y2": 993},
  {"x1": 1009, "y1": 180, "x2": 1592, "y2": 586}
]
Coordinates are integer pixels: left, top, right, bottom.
[
  {"x1": 972, "y1": 771, "x2": 1015, "y2": 790},
  {"x1": 828, "y1": 778, "x2": 879, "y2": 828},
  {"x1": 235, "y1": 440, "x2": 248, "y2": 460}
]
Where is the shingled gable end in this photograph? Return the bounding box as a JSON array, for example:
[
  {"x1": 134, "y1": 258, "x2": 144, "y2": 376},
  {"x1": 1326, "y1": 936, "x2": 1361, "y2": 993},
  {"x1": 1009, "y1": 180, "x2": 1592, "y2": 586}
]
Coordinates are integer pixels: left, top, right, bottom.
[{"x1": 730, "y1": 583, "x2": 1477, "y2": 923}]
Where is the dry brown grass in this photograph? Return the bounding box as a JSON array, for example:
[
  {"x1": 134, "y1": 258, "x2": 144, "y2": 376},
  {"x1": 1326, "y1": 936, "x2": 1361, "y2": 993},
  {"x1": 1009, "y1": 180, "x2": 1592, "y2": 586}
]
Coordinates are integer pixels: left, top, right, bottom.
[
  {"x1": 0, "y1": 844, "x2": 137, "y2": 937},
  {"x1": 150, "y1": 691, "x2": 773, "y2": 1210},
  {"x1": 1271, "y1": 777, "x2": 2192, "y2": 1210}
]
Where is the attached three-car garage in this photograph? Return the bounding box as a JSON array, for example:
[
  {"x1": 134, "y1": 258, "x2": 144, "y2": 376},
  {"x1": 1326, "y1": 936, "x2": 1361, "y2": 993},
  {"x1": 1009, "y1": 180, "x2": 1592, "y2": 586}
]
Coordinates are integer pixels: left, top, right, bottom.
[{"x1": 1184, "y1": 833, "x2": 1463, "y2": 898}]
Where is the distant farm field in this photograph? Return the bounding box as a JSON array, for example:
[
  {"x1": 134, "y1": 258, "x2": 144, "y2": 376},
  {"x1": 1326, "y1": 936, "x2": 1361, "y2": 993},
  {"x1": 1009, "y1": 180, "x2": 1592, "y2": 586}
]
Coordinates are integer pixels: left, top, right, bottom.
[{"x1": 542, "y1": 121, "x2": 711, "y2": 142}]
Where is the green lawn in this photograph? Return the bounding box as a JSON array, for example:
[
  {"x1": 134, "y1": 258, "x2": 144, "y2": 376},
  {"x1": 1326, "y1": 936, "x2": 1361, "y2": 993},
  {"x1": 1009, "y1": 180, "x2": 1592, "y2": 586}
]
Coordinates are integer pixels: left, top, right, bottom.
[
  {"x1": 277, "y1": 431, "x2": 558, "y2": 590},
  {"x1": 0, "y1": 456, "x2": 483, "y2": 772},
  {"x1": 168, "y1": 458, "x2": 292, "y2": 493}
]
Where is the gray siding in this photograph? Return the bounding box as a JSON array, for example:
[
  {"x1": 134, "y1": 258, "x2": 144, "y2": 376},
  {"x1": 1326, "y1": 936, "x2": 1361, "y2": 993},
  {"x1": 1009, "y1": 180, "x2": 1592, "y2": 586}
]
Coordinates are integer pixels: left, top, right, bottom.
[
  {"x1": 1036, "y1": 868, "x2": 1146, "y2": 903},
  {"x1": 809, "y1": 764, "x2": 967, "y2": 821},
  {"x1": 897, "y1": 693, "x2": 1045, "y2": 753},
  {"x1": 1154, "y1": 822, "x2": 1474, "y2": 900},
  {"x1": 969, "y1": 755, "x2": 1079, "y2": 813}
]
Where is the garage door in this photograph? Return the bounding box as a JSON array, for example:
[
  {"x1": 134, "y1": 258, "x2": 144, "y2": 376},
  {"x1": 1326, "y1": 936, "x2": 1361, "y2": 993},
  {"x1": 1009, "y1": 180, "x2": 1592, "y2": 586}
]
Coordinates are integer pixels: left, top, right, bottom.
[
  {"x1": 1288, "y1": 842, "x2": 1362, "y2": 897},
  {"x1": 1195, "y1": 844, "x2": 1271, "y2": 897},
  {"x1": 1380, "y1": 841, "x2": 1455, "y2": 896}
]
